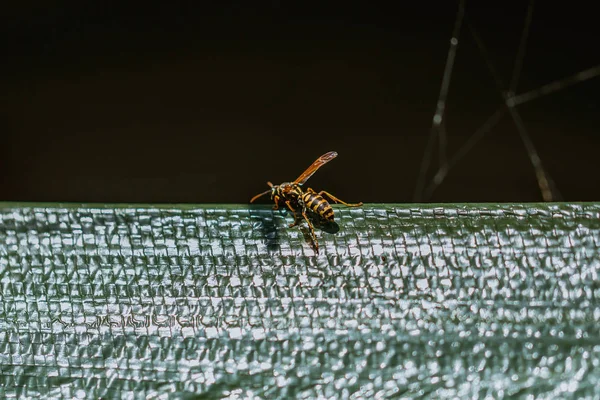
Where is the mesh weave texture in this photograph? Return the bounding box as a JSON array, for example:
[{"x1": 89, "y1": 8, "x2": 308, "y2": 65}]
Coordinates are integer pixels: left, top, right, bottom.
[{"x1": 1, "y1": 203, "x2": 600, "y2": 399}]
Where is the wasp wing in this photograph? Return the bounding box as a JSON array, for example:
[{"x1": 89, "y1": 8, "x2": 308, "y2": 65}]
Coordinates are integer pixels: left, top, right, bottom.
[{"x1": 293, "y1": 151, "x2": 338, "y2": 185}]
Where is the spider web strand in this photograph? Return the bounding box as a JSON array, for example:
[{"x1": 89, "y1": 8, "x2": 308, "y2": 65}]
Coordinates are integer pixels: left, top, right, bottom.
[
  {"x1": 508, "y1": 64, "x2": 600, "y2": 107},
  {"x1": 413, "y1": 0, "x2": 466, "y2": 202}
]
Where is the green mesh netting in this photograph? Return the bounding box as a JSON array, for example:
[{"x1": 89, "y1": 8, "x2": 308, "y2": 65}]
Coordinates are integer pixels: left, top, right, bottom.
[{"x1": 1, "y1": 203, "x2": 599, "y2": 399}]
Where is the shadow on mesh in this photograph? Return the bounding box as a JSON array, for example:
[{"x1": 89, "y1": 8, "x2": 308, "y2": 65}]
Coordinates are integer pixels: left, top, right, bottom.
[
  {"x1": 312, "y1": 216, "x2": 340, "y2": 234},
  {"x1": 248, "y1": 205, "x2": 280, "y2": 252}
]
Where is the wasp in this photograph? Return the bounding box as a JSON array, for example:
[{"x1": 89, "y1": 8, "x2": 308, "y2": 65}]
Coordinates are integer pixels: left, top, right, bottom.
[{"x1": 250, "y1": 151, "x2": 363, "y2": 253}]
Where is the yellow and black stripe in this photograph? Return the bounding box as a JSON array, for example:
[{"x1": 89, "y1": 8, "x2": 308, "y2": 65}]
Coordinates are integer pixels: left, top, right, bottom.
[{"x1": 302, "y1": 192, "x2": 334, "y2": 221}]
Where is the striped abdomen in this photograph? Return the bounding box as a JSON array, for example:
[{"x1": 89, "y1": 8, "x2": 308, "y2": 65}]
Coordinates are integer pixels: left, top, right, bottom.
[{"x1": 302, "y1": 192, "x2": 334, "y2": 221}]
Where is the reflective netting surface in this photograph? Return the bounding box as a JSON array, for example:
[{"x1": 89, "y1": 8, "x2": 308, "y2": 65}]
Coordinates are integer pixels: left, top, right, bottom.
[{"x1": 1, "y1": 203, "x2": 600, "y2": 399}]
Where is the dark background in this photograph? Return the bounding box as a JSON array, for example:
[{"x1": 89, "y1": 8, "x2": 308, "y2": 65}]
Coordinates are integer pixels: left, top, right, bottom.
[{"x1": 2, "y1": 1, "x2": 599, "y2": 204}]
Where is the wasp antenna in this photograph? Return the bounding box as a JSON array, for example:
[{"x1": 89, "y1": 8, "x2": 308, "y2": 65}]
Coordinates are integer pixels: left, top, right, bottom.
[
  {"x1": 267, "y1": 181, "x2": 274, "y2": 187},
  {"x1": 250, "y1": 189, "x2": 272, "y2": 203}
]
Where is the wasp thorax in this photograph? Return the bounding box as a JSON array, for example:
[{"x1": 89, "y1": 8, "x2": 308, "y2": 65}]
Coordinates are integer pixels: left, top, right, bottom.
[{"x1": 279, "y1": 183, "x2": 294, "y2": 193}]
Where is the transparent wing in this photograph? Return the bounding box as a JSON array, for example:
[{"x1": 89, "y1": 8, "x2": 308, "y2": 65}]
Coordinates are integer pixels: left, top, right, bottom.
[{"x1": 293, "y1": 151, "x2": 338, "y2": 185}]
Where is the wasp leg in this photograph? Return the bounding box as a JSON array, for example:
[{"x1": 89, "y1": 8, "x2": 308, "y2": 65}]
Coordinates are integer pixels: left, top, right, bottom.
[
  {"x1": 318, "y1": 190, "x2": 363, "y2": 207},
  {"x1": 301, "y1": 207, "x2": 319, "y2": 253},
  {"x1": 272, "y1": 195, "x2": 281, "y2": 210},
  {"x1": 285, "y1": 201, "x2": 301, "y2": 228},
  {"x1": 284, "y1": 200, "x2": 319, "y2": 252},
  {"x1": 289, "y1": 215, "x2": 302, "y2": 228}
]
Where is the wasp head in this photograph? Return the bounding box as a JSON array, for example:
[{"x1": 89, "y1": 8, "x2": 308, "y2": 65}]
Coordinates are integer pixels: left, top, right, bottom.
[
  {"x1": 268, "y1": 181, "x2": 279, "y2": 199},
  {"x1": 250, "y1": 181, "x2": 297, "y2": 204}
]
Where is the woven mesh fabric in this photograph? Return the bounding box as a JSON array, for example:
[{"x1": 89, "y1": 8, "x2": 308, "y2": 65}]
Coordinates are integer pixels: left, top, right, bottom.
[{"x1": 1, "y1": 203, "x2": 600, "y2": 399}]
